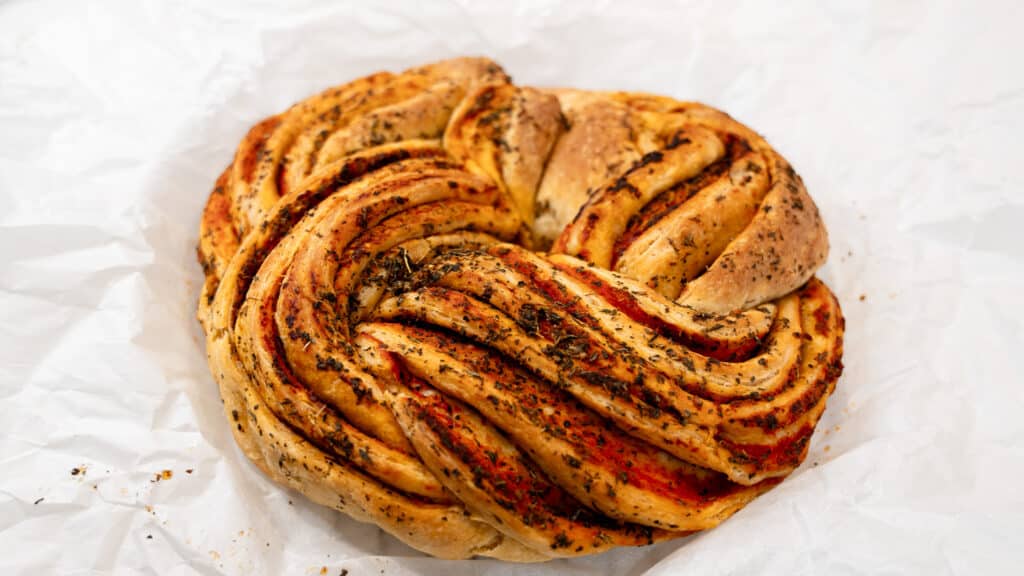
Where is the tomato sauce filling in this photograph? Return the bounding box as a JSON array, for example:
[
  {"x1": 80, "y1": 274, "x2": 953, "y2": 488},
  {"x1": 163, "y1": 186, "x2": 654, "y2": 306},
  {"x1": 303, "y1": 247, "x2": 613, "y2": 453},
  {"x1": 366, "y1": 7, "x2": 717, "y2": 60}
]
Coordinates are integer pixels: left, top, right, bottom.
[
  {"x1": 718, "y1": 425, "x2": 814, "y2": 471},
  {"x1": 610, "y1": 135, "x2": 746, "y2": 269},
  {"x1": 555, "y1": 262, "x2": 760, "y2": 361},
  {"x1": 388, "y1": 327, "x2": 747, "y2": 507},
  {"x1": 385, "y1": 350, "x2": 603, "y2": 528}
]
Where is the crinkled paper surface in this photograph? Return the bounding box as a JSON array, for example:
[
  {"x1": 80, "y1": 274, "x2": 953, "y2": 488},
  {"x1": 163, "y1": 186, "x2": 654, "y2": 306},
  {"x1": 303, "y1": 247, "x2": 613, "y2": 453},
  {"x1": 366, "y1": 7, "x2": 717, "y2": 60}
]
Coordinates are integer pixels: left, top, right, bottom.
[{"x1": 1, "y1": 1, "x2": 1022, "y2": 574}]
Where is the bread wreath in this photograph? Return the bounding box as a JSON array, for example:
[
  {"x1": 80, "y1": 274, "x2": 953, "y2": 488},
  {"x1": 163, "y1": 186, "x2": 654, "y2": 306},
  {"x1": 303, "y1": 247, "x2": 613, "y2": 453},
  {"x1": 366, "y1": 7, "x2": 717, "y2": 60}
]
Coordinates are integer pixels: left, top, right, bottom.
[{"x1": 197, "y1": 58, "x2": 843, "y2": 560}]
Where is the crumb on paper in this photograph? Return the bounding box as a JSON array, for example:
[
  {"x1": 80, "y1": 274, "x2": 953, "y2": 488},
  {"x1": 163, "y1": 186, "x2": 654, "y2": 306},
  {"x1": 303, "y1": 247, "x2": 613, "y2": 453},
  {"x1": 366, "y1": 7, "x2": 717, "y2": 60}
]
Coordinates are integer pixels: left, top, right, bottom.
[
  {"x1": 146, "y1": 534, "x2": 153, "y2": 540},
  {"x1": 824, "y1": 445, "x2": 831, "y2": 452},
  {"x1": 152, "y1": 470, "x2": 173, "y2": 483},
  {"x1": 320, "y1": 568, "x2": 328, "y2": 575},
  {"x1": 186, "y1": 468, "x2": 194, "y2": 474},
  {"x1": 340, "y1": 570, "x2": 349, "y2": 576},
  {"x1": 70, "y1": 466, "x2": 87, "y2": 477},
  {"x1": 209, "y1": 551, "x2": 221, "y2": 561},
  {"x1": 859, "y1": 293, "x2": 866, "y2": 301}
]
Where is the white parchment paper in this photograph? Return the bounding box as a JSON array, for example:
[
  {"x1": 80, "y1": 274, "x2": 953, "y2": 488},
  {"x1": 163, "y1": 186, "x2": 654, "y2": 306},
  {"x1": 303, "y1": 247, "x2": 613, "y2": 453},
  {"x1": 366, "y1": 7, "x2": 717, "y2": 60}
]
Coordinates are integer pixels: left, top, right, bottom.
[{"x1": 1, "y1": 1, "x2": 1022, "y2": 574}]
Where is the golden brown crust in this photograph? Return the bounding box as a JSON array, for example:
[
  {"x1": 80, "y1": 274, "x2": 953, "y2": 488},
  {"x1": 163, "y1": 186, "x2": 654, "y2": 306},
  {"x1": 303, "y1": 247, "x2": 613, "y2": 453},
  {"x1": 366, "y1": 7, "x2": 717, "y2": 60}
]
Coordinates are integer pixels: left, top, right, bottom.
[
  {"x1": 675, "y1": 159, "x2": 830, "y2": 313},
  {"x1": 545, "y1": 90, "x2": 829, "y2": 314},
  {"x1": 533, "y1": 91, "x2": 643, "y2": 248},
  {"x1": 197, "y1": 57, "x2": 843, "y2": 561},
  {"x1": 445, "y1": 84, "x2": 563, "y2": 234}
]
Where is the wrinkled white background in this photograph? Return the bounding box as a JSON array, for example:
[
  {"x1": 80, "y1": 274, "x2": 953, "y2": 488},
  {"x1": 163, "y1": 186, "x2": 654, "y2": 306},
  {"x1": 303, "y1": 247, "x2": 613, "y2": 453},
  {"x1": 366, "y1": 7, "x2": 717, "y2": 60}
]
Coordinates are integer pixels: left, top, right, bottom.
[{"x1": 1, "y1": 0, "x2": 1022, "y2": 574}]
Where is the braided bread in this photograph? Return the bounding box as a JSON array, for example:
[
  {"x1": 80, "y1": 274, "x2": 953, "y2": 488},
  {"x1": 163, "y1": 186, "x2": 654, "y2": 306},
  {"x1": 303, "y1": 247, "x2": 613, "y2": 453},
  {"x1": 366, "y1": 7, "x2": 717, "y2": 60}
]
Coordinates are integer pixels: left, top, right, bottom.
[{"x1": 197, "y1": 57, "x2": 844, "y2": 561}]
